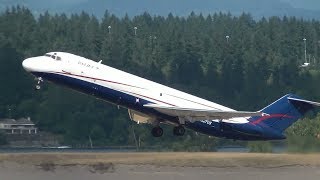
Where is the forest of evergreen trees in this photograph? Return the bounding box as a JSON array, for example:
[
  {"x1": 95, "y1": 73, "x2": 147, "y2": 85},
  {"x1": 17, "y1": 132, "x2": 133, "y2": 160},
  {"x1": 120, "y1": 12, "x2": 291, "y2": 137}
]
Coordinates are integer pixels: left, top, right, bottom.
[{"x1": 1, "y1": 6, "x2": 320, "y2": 150}]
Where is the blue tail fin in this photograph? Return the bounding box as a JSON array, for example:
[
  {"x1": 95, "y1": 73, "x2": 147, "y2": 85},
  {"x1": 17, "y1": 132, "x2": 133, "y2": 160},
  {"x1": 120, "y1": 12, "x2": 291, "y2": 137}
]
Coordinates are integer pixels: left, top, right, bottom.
[{"x1": 249, "y1": 94, "x2": 314, "y2": 132}]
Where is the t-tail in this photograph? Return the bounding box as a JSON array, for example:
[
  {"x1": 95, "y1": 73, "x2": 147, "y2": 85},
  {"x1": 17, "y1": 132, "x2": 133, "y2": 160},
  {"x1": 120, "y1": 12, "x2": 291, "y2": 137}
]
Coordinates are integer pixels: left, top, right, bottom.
[{"x1": 249, "y1": 94, "x2": 320, "y2": 132}]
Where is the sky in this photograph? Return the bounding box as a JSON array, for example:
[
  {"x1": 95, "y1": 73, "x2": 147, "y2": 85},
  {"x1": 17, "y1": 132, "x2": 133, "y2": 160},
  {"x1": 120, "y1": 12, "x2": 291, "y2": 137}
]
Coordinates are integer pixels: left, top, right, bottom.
[
  {"x1": 1, "y1": 0, "x2": 320, "y2": 19},
  {"x1": 281, "y1": 0, "x2": 320, "y2": 10}
]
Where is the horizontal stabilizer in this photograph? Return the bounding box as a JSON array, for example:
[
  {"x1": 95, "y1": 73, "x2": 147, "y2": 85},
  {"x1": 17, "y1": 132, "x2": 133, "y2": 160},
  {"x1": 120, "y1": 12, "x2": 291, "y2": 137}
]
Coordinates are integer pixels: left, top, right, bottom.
[
  {"x1": 144, "y1": 103, "x2": 263, "y2": 121},
  {"x1": 288, "y1": 97, "x2": 320, "y2": 107}
]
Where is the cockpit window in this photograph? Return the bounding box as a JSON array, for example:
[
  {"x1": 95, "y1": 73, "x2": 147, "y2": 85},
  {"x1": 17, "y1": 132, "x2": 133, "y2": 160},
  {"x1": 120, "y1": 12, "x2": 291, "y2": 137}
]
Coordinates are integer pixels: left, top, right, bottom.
[{"x1": 44, "y1": 53, "x2": 62, "y2": 61}]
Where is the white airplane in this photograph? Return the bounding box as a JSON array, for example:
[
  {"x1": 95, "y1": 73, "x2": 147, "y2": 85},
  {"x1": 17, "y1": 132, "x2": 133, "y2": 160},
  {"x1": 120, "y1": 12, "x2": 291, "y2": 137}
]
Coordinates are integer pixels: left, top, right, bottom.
[{"x1": 22, "y1": 52, "x2": 320, "y2": 140}]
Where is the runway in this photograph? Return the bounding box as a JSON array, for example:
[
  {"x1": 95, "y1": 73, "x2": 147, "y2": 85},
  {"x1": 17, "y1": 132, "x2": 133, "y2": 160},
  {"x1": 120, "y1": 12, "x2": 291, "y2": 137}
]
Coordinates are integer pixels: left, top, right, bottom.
[{"x1": 0, "y1": 152, "x2": 319, "y2": 180}]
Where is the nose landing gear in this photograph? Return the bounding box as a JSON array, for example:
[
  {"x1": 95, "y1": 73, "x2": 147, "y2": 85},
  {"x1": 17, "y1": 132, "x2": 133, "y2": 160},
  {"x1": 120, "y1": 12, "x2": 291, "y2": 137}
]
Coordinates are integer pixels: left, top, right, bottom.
[{"x1": 35, "y1": 77, "x2": 43, "y2": 90}]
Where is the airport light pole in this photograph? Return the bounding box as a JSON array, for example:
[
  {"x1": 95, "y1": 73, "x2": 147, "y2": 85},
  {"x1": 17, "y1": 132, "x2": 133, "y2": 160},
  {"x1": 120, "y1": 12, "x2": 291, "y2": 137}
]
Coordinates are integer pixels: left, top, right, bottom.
[
  {"x1": 149, "y1": 35, "x2": 157, "y2": 43},
  {"x1": 149, "y1": 35, "x2": 157, "y2": 52},
  {"x1": 149, "y1": 35, "x2": 153, "y2": 48},
  {"x1": 8, "y1": 107, "x2": 11, "y2": 118},
  {"x1": 226, "y1": 35, "x2": 230, "y2": 43},
  {"x1": 134, "y1": 27, "x2": 137, "y2": 36},
  {"x1": 303, "y1": 38, "x2": 307, "y2": 63},
  {"x1": 108, "y1": 25, "x2": 111, "y2": 34}
]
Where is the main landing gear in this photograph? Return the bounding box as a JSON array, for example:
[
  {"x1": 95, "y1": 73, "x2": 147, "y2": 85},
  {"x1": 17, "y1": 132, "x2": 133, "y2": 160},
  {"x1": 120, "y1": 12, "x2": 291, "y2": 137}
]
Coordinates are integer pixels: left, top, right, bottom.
[
  {"x1": 173, "y1": 125, "x2": 185, "y2": 136},
  {"x1": 151, "y1": 125, "x2": 186, "y2": 137},
  {"x1": 151, "y1": 126, "x2": 163, "y2": 137},
  {"x1": 35, "y1": 77, "x2": 43, "y2": 90}
]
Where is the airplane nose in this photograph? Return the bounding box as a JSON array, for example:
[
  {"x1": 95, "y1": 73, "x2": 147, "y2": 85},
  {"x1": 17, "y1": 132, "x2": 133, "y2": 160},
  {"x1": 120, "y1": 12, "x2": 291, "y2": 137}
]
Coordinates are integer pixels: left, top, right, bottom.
[{"x1": 22, "y1": 58, "x2": 34, "y2": 72}]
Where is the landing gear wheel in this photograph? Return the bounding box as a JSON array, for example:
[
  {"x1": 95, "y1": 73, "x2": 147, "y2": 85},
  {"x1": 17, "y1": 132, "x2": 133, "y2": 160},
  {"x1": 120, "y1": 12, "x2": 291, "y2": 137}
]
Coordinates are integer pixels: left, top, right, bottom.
[
  {"x1": 35, "y1": 84, "x2": 41, "y2": 90},
  {"x1": 151, "y1": 126, "x2": 163, "y2": 137},
  {"x1": 173, "y1": 126, "x2": 185, "y2": 136}
]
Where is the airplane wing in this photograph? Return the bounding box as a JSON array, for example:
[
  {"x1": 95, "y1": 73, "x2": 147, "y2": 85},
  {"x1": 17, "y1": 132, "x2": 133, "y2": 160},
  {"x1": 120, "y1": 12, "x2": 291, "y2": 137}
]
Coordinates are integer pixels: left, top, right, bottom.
[{"x1": 144, "y1": 103, "x2": 263, "y2": 121}]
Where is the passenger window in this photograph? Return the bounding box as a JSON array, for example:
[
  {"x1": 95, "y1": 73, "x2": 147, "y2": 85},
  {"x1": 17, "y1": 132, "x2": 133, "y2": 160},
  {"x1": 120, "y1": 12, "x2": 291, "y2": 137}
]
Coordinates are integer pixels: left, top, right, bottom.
[{"x1": 44, "y1": 54, "x2": 51, "y2": 57}]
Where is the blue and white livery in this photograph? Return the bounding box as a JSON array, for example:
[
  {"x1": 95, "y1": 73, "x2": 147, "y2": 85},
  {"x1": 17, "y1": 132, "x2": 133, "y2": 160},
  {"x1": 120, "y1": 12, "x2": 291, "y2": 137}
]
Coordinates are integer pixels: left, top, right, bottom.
[{"x1": 22, "y1": 52, "x2": 320, "y2": 140}]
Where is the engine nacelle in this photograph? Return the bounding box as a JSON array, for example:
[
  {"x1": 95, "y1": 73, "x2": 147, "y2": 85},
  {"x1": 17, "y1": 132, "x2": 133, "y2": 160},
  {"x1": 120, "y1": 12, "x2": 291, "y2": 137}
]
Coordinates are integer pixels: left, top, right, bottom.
[{"x1": 128, "y1": 109, "x2": 156, "y2": 124}]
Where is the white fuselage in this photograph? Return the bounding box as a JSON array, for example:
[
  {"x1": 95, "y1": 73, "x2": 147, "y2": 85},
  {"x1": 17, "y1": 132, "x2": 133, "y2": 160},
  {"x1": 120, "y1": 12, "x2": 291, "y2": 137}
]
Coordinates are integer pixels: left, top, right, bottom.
[{"x1": 22, "y1": 52, "x2": 249, "y2": 125}]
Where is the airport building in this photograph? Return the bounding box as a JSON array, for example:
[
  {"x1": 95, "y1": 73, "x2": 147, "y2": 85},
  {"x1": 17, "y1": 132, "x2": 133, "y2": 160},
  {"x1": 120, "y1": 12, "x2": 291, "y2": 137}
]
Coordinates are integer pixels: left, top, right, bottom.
[{"x1": 0, "y1": 117, "x2": 38, "y2": 135}]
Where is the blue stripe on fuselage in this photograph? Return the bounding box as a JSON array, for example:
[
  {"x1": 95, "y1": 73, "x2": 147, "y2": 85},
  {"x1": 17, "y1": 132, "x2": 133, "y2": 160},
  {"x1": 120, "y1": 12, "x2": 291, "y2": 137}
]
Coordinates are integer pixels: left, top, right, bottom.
[
  {"x1": 32, "y1": 72, "x2": 177, "y2": 122},
  {"x1": 31, "y1": 72, "x2": 285, "y2": 140}
]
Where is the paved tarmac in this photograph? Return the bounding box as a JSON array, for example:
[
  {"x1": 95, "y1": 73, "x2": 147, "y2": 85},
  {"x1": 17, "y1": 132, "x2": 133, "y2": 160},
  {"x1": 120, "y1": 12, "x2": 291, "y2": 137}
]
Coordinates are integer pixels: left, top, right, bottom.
[
  {"x1": 0, "y1": 152, "x2": 319, "y2": 180},
  {"x1": 1, "y1": 163, "x2": 320, "y2": 180}
]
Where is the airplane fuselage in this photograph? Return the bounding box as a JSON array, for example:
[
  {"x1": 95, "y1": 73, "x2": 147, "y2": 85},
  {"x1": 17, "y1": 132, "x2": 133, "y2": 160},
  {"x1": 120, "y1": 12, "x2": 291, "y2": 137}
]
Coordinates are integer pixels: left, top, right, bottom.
[{"x1": 22, "y1": 52, "x2": 286, "y2": 140}]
